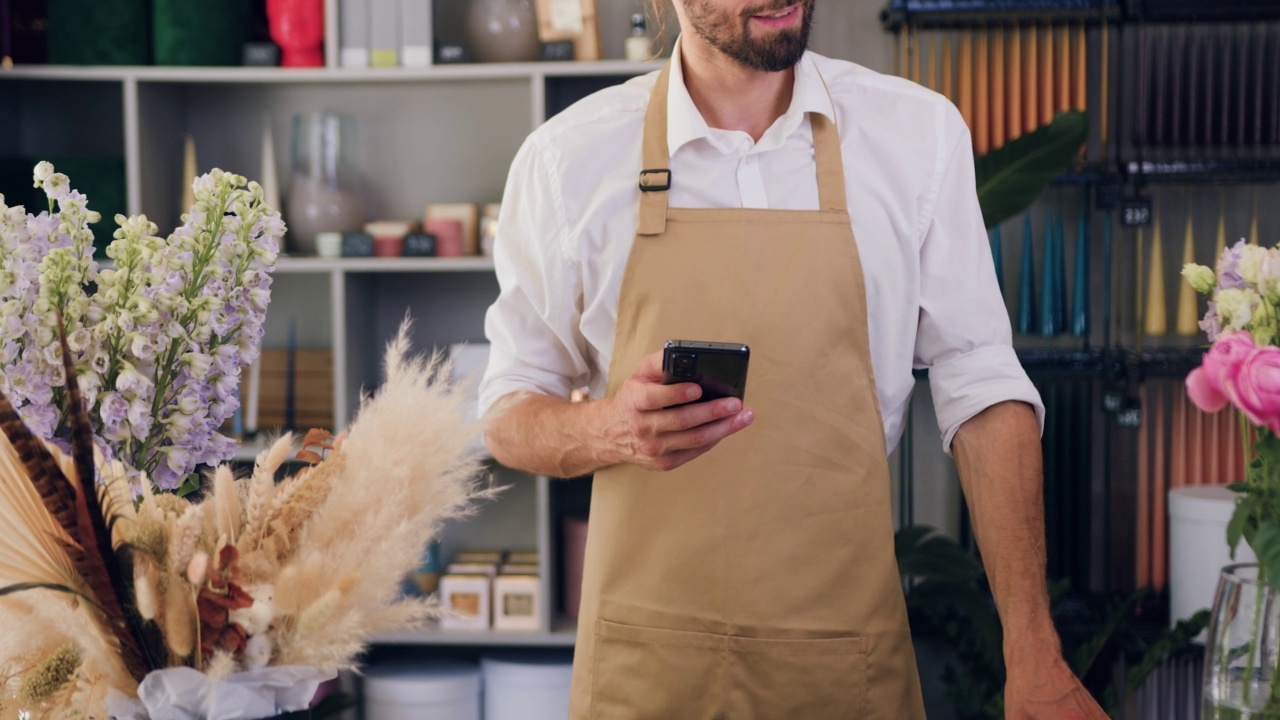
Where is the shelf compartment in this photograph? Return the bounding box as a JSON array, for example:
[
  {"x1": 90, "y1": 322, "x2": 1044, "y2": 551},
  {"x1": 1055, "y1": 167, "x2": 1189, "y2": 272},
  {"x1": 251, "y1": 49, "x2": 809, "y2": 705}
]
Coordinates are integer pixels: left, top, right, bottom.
[
  {"x1": 0, "y1": 60, "x2": 666, "y2": 85},
  {"x1": 882, "y1": 0, "x2": 1119, "y2": 29},
  {"x1": 1124, "y1": 159, "x2": 1280, "y2": 184}
]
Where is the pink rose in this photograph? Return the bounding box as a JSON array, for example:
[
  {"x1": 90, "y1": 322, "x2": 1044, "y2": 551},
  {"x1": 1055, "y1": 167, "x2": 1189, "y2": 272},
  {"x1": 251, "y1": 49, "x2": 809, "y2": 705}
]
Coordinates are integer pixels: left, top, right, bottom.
[
  {"x1": 1233, "y1": 346, "x2": 1280, "y2": 434},
  {"x1": 1186, "y1": 331, "x2": 1256, "y2": 413}
]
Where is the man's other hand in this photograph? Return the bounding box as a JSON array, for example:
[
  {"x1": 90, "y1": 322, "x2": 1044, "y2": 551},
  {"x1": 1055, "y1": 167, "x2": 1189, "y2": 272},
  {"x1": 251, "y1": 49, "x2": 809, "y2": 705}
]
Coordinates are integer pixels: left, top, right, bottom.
[{"x1": 1004, "y1": 653, "x2": 1109, "y2": 720}]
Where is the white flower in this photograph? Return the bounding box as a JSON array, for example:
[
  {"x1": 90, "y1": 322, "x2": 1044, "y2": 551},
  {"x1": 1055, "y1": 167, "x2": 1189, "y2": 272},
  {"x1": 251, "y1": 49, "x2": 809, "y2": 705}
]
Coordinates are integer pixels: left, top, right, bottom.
[
  {"x1": 32, "y1": 161, "x2": 54, "y2": 186},
  {"x1": 1238, "y1": 245, "x2": 1269, "y2": 287},
  {"x1": 1183, "y1": 264, "x2": 1216, "y2": 294},
  {"x1": 42, "y1": 173, "x2": 71, "y2": 201},
  {"x1": 1217, "y1": 288, "x2": 1262, "y2": 331},
  {"x1": 182, "y1": 352, "x2": 213, "y2": 380}
]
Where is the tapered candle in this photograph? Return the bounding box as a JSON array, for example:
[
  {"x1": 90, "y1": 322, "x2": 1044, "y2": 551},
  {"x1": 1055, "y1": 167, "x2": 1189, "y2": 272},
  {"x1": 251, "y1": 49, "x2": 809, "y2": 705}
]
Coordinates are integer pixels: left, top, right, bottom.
[
  {"x1": 941, "y1": 34, "x2": 953, "y2": 102},
  {"x1": 1237, "y1": 27, "x2": 1249, "y2": 148},
  {"x1": 990, "y1": 225, "x2": 1004, "y2": 293},
  {"x1": 1041, "y1": 212, "x2": 1058, "y2": 337},
  {"x1": 1025, "y1": 24, "x2": 1039, "y2": 134},
  {"x1": 1220, "y1": 27, "x2": 1231, "y2": 148},
  {"x1": 1215, "y1": 192, "x2": 1227, "y2": 262},
  {"x1": 260, "y1": 119, "x2": 280, "y2": 219},
  {"x1": 1254, "y1": 26, "x2": 1265, "y2": 147},
  {"x1": 899, "y1": 27, "x2": 909, "y2": 77},
  {"x1": 1018, "y1": 214, "x2": 1037, "y2": 334},
  {"x1": 181, "y1": 134, "x2": 197, "y2": 217},
  {"x1": 975, "y1": 30, "x2": 989, "y2": 155},
  {"x1": 1171, "y1": 28, "x2": 1184, "y2": 147},
  {"x1": 1188, "y1": 31, "x2": 1200, "y2": 148},
  {"x1": 926, "y1": 33, "x2": 937, "y2": 91},
  {"x1": 1073, "y1": 23, "x2": 1087, "y2": 111},
  {"x1": 991, "y1": 27, "x2": 1005, "y2": 150},
  {"x1": 959, "y1": 30, "x2": 974, "y2": 142},
  {"x1": 910, "y1": 26, "x2": 921, "y2": 84},
  {"x1": 1055, "y1": 211, "x2": 1067, "y2": 329},
  {"x1": 1072, "y1": 208, "x2": 1089, "y2": 337},
  {"x1": 1272, "y1": 26, "x2": 1280, "y2": 147},
  {"x1": 1152, "y1": 388, "x2": 1167, "y2": 592},
  {"x1": 1057, "y1": 25, "x2": 1070, "y2": 114},
  {"x1": 1151, "y1": 30, "x2": 1166, "y2": 147},
  {"x1": 1176, "y1": 208, "x2": 1199, "y2": 336},
  {"x1": 1100, "y1": 22, "x2": 1110, "y2": 157},
  {"x1": 1041, "y1": 25, "x2": 1055, "y2": 126},
  {"x1": 1204, "y1": 28, "x2": 1216, "y2": 149},
  {"x1": 1145, "y1": 210, "x2": 1168, "y2": 336},
  {"x1": 1250, "y1": 189, "x2": 1260, "y2": 246},
  {"x1": 1103, "y1": 211, "x2": 1114, "y2": 346},
  {"x1": 1008, "y1": 26, "x2": 1022, "y2": 143},
  {"x1": 1137, "y1": 384, "x2": 1150, "y2": 587}
]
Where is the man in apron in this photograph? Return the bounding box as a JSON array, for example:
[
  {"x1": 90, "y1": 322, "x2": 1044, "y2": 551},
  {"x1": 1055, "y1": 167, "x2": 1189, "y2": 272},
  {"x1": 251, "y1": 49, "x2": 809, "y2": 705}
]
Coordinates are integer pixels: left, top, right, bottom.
[{"x1": 480, "y1": 1, "x2": 1106, "y2": 717}]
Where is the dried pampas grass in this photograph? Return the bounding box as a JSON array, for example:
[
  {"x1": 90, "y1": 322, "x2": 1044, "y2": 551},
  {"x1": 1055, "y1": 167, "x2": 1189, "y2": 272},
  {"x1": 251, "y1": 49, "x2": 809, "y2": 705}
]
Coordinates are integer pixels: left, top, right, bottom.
[{"x1": 270, "y1": 319, "x2": 498, "y2": 669}]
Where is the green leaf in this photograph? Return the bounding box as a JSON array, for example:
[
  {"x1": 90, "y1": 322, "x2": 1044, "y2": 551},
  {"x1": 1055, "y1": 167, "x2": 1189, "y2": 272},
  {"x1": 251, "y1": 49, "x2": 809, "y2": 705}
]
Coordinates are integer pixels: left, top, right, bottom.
[
  {"x1": 1228, "y1": 505, "x2": 1249, "y2": 560},
  {"x1": 1227, "y1": 483, "x2": 1251, "y2": 494},
  {"x1": 1253, "y1": 521, "x2": 1280, "y2": 590},
  {"x1": 1071, "y1": 587, "x2": 1148, "y2": 678},
  {"x1": 974, "y1": 111, "x2": 1090, "y2": 229},
  {"x1": 175, "y1": 473, "x2": 201, "y2": 498}
]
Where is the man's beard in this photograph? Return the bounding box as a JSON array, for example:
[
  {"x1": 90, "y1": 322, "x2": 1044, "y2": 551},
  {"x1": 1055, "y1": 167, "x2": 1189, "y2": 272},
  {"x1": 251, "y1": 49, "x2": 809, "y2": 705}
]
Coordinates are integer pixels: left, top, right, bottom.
[{"x1": 685, "y1": 0, "x2": 814, "y2": 73}]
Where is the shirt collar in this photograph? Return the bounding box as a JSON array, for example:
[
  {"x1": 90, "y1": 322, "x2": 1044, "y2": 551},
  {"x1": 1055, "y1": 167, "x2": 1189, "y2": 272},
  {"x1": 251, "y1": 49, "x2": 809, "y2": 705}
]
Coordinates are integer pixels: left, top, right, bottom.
[{"x1": 666, "y1": 37, "x2": 836, "y2": 158}]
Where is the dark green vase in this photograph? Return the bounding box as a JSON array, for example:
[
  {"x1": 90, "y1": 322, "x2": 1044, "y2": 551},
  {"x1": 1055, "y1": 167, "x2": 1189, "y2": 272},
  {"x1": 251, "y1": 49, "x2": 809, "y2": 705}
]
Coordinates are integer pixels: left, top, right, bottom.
[
  {"x1": 47, "y1": 0, "x2": 150, "y2": 65},
  {"x1": 153, "y1": 0, "x2": 250, "y2": 66}
]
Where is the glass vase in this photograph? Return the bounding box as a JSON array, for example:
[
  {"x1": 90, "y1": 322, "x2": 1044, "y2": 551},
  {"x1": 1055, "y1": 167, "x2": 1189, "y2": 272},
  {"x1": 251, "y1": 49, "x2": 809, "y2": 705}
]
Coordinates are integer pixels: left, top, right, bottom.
[
  {"x1": 466, "y1": 0, "x2": 541, "y2": 63},
  {"x1": 285, "y1": 112, "x2": 364, "y2": 255},
  {"x1": 1203, "y1": 563, "x2": 1280, "y2": 719}
]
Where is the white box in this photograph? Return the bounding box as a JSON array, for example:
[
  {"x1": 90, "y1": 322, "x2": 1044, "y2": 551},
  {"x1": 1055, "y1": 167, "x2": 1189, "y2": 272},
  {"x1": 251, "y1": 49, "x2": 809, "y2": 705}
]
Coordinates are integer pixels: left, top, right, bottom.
[
  {"x1": 400, "y1": 0, "x2": 432, "y2": 67},
  {"x1": 339, "y1": 0, "x2": 370, "y2": 68},
  {"x1": 369, "y1": 0, "x2": 400, "y2": 67},
  {"x1": 493, "y1": 574, "x2": 540, "y2": 631},
  {"x1": 439, "y1": 574, "x2": 490, "y2": 631}
]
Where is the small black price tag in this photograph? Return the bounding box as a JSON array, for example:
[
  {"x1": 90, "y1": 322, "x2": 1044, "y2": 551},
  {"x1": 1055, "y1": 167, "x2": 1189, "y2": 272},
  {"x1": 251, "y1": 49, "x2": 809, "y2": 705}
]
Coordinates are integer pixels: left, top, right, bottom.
[
  {"x1": 1116, "y1": 396, "x2": 1142, "y2": 428},
  {"x1": 1121, "y1": 197, "x2": 1153, "y2": 227},
  {"x1": 1102, "y1": 390, "x2": 1125, "y2": 414}
]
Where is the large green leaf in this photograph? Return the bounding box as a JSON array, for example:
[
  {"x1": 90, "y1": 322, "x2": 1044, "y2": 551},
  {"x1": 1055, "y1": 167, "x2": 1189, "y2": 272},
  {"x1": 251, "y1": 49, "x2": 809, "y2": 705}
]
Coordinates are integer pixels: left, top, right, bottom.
[{"x1": 975, "y1": 111, "x2": 1090, "y2": 229}]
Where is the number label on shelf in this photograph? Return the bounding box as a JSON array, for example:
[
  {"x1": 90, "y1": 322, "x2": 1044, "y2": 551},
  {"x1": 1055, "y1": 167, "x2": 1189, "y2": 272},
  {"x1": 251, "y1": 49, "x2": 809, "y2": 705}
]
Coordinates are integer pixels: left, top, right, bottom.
[{"x1": 1121, "y1": 198, "x2": 1153, "y2": 227}]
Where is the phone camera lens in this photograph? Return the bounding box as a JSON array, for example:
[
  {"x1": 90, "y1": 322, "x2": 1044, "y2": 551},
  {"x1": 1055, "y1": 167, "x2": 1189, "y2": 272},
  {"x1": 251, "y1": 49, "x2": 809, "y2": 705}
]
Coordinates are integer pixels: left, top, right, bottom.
[{"x1": 672, "y1": 352, "x2": 696, "y2": 378}]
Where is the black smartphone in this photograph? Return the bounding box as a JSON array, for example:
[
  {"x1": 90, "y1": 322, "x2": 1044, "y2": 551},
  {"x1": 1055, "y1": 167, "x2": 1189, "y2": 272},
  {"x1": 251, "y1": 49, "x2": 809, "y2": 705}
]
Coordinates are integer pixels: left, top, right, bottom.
[{"x1": 661, "y1": 340, "x2": 750, "y2": 403}]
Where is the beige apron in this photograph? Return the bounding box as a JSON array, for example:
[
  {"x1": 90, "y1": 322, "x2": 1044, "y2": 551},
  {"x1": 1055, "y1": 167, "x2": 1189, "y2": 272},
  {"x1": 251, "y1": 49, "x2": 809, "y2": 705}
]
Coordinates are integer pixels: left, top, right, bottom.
[{"x1": 568, "y1": 63, "x2": 925, "y2": 720}]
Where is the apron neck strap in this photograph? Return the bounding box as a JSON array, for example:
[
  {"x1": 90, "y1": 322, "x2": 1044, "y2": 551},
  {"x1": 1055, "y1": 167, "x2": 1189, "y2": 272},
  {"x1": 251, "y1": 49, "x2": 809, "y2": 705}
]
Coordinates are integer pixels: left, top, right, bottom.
[{"x1": 637, "y1": 60, "x2": 848, "y2": 237}]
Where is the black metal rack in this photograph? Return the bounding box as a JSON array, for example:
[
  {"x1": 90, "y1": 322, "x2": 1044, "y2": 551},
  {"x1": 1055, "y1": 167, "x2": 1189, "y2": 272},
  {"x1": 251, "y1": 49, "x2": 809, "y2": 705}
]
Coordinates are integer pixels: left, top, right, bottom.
[
  {"x1": 883, "y1": 0, "x2": 1280, "y2": 28},
  {"x1": 1125, "y1": 159, "x2": 1280, "y2": 184}
]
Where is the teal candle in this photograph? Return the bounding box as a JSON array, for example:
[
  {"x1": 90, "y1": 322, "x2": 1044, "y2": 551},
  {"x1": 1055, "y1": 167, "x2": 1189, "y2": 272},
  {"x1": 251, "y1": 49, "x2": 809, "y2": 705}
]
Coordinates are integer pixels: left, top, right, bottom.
[
  {"x1": 1040, "y1": 212, "x2": 1058, "y2": 336},
  {"x1": 990, "y1": 225, "x2": 1004, "y2": 294},
  {"x1": 1055, "y1": 210, "x2": 1068, "y2": 330},
  {"x1": 1072, "y1": 208, "x2": 1090, "y2": 337},
  {"x1": 1018, "y1": 214, "x2": 1037, "y2": 335}
]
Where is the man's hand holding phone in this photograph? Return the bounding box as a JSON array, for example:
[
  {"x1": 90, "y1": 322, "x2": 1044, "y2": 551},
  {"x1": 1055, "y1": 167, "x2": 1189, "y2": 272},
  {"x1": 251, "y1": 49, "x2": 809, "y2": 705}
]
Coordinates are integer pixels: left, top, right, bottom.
[{"x1": 605, "y1": 350, "x2": 754, "y2": 473}]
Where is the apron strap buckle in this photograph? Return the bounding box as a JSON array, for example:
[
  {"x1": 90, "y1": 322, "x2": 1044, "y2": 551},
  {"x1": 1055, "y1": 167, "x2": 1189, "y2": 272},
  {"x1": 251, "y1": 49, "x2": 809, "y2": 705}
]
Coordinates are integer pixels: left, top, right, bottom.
[{"x1": 639, "y1": 169, "x2": 672, "y2": 192}]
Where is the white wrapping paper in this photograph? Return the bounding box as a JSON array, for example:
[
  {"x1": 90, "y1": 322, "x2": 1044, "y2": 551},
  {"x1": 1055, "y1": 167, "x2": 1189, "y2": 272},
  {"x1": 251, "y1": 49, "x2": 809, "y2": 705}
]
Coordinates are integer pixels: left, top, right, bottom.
[{"x1": 107, "y1": 665, "x2": 335, "y2": 720}]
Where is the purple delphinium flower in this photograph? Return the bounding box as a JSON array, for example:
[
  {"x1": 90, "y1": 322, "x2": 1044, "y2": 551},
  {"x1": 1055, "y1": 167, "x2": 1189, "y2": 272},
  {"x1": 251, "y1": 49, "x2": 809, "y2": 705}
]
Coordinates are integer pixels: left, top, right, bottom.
[{"x1": 1217, "y1": 241, "x2": 1248, "y2": 291}]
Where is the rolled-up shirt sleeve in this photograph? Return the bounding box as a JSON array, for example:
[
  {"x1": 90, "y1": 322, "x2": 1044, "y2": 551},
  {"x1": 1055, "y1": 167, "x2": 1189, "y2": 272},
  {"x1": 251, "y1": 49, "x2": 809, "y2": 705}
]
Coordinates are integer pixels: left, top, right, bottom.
[
  {"x1": 916, "y1": 108, "x2": 1045, "y2": 455},
  {"x1": 478, "y1": 136, "x2": 590, "y2": 418}
]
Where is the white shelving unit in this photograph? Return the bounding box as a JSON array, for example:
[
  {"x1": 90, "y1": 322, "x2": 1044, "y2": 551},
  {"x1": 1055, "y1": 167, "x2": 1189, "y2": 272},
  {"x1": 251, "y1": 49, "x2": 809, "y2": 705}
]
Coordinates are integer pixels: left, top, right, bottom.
[{"x1": 1, "y1": 58, "x2": 658, "y2": 650}]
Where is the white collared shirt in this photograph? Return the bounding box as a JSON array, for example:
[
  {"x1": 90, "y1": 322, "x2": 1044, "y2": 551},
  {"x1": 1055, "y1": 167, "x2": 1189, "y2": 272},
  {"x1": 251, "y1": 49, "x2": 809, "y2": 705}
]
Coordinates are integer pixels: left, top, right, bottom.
[{"x1": 479, "y1": 43, "x2": 1044, "y2": 454}]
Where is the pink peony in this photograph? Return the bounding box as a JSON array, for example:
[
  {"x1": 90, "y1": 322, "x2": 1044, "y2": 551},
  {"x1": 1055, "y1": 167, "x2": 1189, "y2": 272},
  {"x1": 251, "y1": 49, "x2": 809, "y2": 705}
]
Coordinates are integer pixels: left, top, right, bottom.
[
  {"x1": 1186, "y1": 331, "x2": 1256, "y2": 413},
  {"x1": 1232, "y1": 346, "x2": 1280, "y2": 434}
]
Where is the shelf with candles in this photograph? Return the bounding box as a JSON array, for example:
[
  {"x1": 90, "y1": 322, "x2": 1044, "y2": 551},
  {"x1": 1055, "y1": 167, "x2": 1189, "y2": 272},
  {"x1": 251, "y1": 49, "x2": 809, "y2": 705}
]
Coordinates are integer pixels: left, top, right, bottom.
[
  {"x1": 1124, "y1": 159, "x2": 1280, "y2": 184},
  {"x1": 1123, "y1": 0, "x2": 1280, "y2": 22},
  {"x1": 882, "y1": 0, "x2": 1280, "y2": 28},
  {"x1": 908, "y1": 346, "x2": 1205, "y2": 379},
  {"x1": 881, "y1": 0, "x2": 1119, "y2": 30}
]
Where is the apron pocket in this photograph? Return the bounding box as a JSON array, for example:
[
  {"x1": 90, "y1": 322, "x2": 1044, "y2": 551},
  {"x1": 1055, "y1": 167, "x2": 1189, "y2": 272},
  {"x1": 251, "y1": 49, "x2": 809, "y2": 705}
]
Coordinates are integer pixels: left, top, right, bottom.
[
  {"x1": 592, "y1": 618, "x2": 725, "y2": 720},
  {"x1": 725, "y1": 634, "x2": 866, "y2": 719}
]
